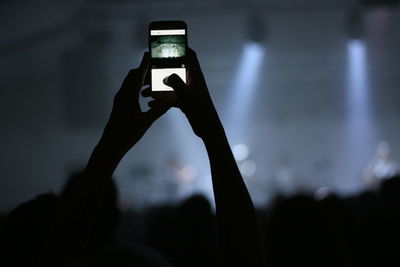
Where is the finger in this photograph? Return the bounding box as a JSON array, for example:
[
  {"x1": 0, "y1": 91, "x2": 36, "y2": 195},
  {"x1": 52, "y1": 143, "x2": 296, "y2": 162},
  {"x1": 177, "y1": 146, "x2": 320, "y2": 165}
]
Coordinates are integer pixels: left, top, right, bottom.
[
  {"x1": 163, "y1": 74, "x2": 186, "y2": 97},
  {"x1": 186, "y1": 47, "x2": 200, "y2": 72},
  {"x1": 147, "y1": 100, "x2": 157, "y2": 107},
  {"x1": 134, "y1": 52, "x2": 150, "y2": 96},
  {"x1": 120, "y1": 69, "x2": 136, "y2": 94},
  {"x1": 144, "y1": 102, "x2": 172, "y2": 123},
  {"x1": 141, "y1": 86, "x2": 151, "y2": 97},
  {"x1": 186, "y1": 47, "x2": 205, "y2": 84},
  {"x1": 118, "y1": 52, "x2": 150, "y2": 98},
  {"x1": 144, "y1": 66, "x2": 150, "y2": 86},
  {"x1": 148, "y1": 96, "x2": 177, "y2": 108}
]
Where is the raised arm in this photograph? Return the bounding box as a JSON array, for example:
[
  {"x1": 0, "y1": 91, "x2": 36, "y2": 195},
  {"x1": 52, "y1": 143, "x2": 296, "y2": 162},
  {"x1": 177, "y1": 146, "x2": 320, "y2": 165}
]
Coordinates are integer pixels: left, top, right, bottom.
[
  {"x1": 88, "y1": 52, "x2": 170, "y2": 178},
  {"x1": 153, "y1": 48, "x2": 266, "y2": 267},
  {"x1": 39, "y1": 52, "x2": 170, "y2": 266}
]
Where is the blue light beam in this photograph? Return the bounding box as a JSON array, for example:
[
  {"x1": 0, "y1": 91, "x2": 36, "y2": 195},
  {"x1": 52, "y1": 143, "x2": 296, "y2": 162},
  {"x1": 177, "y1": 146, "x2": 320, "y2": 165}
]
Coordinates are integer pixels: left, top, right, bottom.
[{"x1": 224, "y1": 42, "x2": 265, "y2": 145}]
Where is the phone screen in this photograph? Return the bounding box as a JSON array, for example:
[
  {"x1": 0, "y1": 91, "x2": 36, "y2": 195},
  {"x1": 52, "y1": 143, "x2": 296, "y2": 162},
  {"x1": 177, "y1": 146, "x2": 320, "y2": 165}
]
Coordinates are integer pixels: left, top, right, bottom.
[{"x1": 150, "y1": 29, "x2": 187, "y2": 91}]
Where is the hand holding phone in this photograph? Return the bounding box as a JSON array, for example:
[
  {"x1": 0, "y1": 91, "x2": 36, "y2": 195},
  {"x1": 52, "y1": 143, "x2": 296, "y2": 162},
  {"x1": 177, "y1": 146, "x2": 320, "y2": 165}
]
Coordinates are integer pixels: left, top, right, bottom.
[
  {"x1": 144, "y1": 47, "x2": 222, "y2": 140},
  {"x1": 102, "y1": 52, "x2": 170, "y2": 153}
]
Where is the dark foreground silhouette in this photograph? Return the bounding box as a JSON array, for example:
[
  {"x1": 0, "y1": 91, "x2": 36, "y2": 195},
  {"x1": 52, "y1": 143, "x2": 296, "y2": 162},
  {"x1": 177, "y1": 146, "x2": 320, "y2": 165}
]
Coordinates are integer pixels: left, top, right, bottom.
[
  {"x1": 1, "y1": 49, "x2": 265, "y2": 267},
  {"x1": 1, "y1": 49, "x2": 399, "y2": 267}
]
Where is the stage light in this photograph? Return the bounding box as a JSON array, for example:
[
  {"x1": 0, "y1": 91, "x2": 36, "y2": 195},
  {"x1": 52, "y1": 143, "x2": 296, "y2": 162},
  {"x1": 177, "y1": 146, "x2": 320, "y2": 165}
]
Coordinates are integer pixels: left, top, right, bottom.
[
  {"x1": 176, "y1": 165, "x2": 198, "y2": 184},
  {"x1": 314, "y1": 186, "x2": 332, "y2": 200},
  {"x1": 247, "y1": 11, "x2": 267, "y2": 45},
  {"x1": 240, "y1": 159, "x2": 257, "y2": 177},
  {"x1": 363, "y1": 0, "x2": 400, "y2": 7},
  {"x1": 233, "y1": 144, "x2": 250, "y2": 161},
  {"x1": 223, "y1": 10, "x2": 266, "y2": 144},
  {"x1": 340, "y1": 38, "x2": 376, "y2": 193},
  {"x1": 347, "y1": 40, "x2": 369, "y2": 131},
  {"x1": 346, "y1": 8, "x2": 365, "y2": 40},
  {"x1": 225, "y1": 42, "x2": 265, "y2": 144}
]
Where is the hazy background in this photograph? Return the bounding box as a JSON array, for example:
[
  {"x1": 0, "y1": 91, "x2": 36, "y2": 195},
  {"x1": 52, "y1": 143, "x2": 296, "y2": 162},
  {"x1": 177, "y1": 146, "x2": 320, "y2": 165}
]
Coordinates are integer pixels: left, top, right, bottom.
[{"x1": 0, "y1": 0, "x2": 399, "y2": 212}]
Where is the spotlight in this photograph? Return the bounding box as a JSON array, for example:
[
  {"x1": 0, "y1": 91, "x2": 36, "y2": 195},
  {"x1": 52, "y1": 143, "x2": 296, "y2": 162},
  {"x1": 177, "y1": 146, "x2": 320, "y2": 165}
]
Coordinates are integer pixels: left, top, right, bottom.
[
  {"x1": 247, "y1": 11, "x2": 267, "y2": 45},
  {"x1": 314, "y1": 186, "x2": 333, "y2": 200},
  {"x1": 363, "y1": 0, "x2": 400, "y2": 7},
  {"x1": 233, "y1": 144, "x2": 250, "y2": 161},
  {"x1": 240, "y1": 160, "x2": 257, "y2": 177},
  {"x1": 224, "y1": 42, "x2": 265, "y2": 144},
  {"x1": 347, "y1": 39, "x2": 367, "y2": 115},
  {"x1": 346, "y1": 7, "x2": 365, "y2": 40},
  {"x1": 343, "y1": 31, "x2": 376, "y2": 193}
]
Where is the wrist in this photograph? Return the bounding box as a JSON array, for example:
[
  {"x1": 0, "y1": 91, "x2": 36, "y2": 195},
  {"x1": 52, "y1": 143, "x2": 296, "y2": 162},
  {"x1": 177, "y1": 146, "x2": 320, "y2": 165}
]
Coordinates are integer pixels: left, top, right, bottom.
[
  {"x1": 84, "y1": 137, "x2": 127, "y2": 176},
  {"x1": 193, "y1": 105, "x2": 225, "y2": 140},
  {"x1": 201, "y1": 122, "x2": 227, "y2": 146},
  {"x1": 99, "y1": 124, "x2": 142, "y2": 155},
  {"x1": 95, "y1": 135, "x2": 129, "y2": 159}
]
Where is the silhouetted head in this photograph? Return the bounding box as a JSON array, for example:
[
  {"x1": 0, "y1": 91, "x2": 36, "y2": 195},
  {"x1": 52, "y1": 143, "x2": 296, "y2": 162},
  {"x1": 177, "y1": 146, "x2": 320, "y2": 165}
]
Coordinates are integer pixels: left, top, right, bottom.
[
  {"x1": 84, "y1": 243, "x2": 174, "y2": 267},
  {"x1": 1, "y1": 193, "x2": 60, "y2": 266},
  {"x1": 379, "y1": 174, "x2": 400, "y2": 206},
  {"x1": 264, "y1": 194, "x2": 345, "y2": 267},
  {"x1": 175, "y1": 194, "x2": 218, "y2": 267},
  {"x1": 178, "y1": 194, "x2": 213, "y2": 222},
  {"x1": 62, "y1": 170, "x2": 119, "y2": 246}
]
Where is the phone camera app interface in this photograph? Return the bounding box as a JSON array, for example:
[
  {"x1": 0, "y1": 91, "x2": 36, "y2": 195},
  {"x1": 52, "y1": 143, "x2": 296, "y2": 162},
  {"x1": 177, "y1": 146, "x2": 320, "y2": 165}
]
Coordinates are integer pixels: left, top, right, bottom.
[{"x1": 150, "y1": 29, "x2": 186, "y2": 91}]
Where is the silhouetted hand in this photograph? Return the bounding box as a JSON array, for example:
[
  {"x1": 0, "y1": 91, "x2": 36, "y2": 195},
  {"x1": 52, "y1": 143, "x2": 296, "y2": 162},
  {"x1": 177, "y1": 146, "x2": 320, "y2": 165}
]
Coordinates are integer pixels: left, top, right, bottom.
[
  {"x1": 144, "y1": 48, "x2": 223, "y2": 140},
  {"x1": 101, "y1": 52, "x2": 170, "y2": 153}
]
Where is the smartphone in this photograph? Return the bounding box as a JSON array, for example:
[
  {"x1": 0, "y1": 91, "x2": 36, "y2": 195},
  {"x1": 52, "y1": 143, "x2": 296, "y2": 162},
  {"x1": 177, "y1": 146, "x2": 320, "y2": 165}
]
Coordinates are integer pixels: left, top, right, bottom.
[{"x1": 148, "y1": 21, "x2": 187, "y2": 97}]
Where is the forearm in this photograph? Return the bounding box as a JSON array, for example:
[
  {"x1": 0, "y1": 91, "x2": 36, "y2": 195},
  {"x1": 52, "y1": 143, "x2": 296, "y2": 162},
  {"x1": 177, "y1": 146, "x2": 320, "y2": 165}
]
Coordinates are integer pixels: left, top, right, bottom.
[
  {"x1": 84, "y1": 136, "x2": 127, "y2": 179},
  {"x1": 40, "y1": 54, "x2": 156, "y2": 266},
  {"x1": 202, "y1": 124, "x2": 266, "y2": 267},
  {"x1": 60, "y1": 135, "x2": 129, "y2": 237}
]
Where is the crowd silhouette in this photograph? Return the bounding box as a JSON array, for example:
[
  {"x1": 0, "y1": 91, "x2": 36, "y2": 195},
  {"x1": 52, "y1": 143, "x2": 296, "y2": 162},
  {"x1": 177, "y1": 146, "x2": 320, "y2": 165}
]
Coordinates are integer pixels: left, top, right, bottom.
[{"x1": 1, "y1": 48, "x2": 399, "y2": 267}]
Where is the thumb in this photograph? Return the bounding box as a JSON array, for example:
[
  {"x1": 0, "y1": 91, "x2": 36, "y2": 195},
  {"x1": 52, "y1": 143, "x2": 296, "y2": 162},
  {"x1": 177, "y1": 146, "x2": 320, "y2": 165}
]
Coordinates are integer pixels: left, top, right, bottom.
[{"x1": 163, "y1": 73, "x2": 186, "y2": 97}]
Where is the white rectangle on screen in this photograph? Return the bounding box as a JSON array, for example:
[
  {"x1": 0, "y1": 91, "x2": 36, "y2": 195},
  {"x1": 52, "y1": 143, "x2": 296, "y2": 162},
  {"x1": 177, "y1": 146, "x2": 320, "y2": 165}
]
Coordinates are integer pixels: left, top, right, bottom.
[{"x1": 151, "y1": 68, "x2": 186, "y2": 91}]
